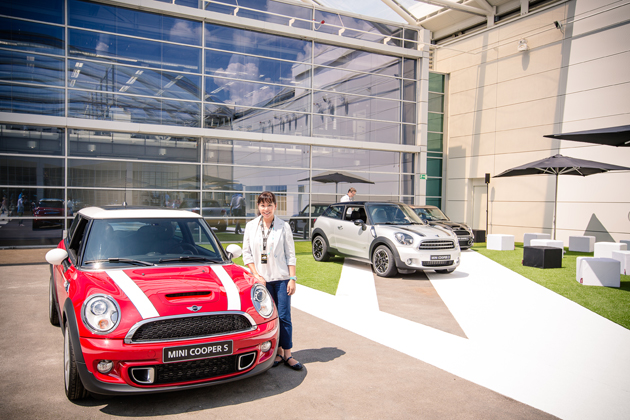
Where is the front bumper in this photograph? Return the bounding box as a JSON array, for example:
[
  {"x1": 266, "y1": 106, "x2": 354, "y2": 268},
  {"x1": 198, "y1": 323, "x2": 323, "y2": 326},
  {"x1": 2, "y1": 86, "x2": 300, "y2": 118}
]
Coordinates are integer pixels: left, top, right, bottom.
[
  {"x1": 457, "y1": 235, "x2": 474, "y2": 248},
  {"x1": 395, "y1": 246, "x2": 461, "y2": 271}
]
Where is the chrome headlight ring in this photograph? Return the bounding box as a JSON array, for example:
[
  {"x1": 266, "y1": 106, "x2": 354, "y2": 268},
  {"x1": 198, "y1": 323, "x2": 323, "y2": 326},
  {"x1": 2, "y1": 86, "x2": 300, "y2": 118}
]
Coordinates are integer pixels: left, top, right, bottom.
[
  {"x1": 394, "y1": 232, "x2": 414, "y2": 245},
  {"x1": 81, "y1": 294, "x2": 121, "y2": 334},
  {"x1": 251, "y1": 284, "x2": 274, "y2": 319}
]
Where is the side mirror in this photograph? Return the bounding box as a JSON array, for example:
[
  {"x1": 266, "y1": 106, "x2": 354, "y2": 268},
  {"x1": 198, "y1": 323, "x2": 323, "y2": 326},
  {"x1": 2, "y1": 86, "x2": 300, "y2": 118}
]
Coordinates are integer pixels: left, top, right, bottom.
[
  {"x1": 46, "y1": 248, "x2": 68, "y2": 266},
  {"x1": 226, "y1": 244, "x2": 242, "y2": 260},
  {"x1": 353, "y1": 219, "x2": 367, "y2": 230}
]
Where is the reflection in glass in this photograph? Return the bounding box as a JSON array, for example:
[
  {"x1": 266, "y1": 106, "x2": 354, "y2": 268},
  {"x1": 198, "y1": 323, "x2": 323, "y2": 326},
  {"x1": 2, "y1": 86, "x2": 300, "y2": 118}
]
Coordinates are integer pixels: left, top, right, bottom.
[
  {"x1": 312, "y1": 147, "x2": 399, "y2": 173},
  {"x1": 402, "y1": 80, "x2": 416, "y2": 102},
  {"x1": 427, "y1": 158, "x2": 443, "y2": 177},
  {"x1": 427, "y1": 132, "x2": 443, "y2": 152},
  {"x1": 403, "y1": 58, "x2": 416, "y2": 79},
  {"x1": 429, "y1": 73, "x2": 445, "y2": 93},
  {"x1": 206, "y1": 77, "x2": 310, "y2": 111},
  {"x1": 69, "y1": 130, "x2": 198, "y2": 162},
  {"x1": 402, "y1": 153, "x2": 414, "y2": 174},
  {"x1": 402, "y1": 124, "x2": 416, "y2": 145},
  {"x1": 313, "y1": 116, "x2": 399, "y2": 144},
  {"x1": 67, "y1": 159, "x2": 199, "y2": 190},
  {"x1": 203, "y1": 165, "x2": 309, "y2": 193},
  {"x1": 314, "y1": 91, "x2": 399, "y2": 122},
  {"x1": 0, "y1": 0, "x2": 64, "y2": 24},
  {"x1": 204, "y1": 140, "x2": 309, "y2": 168},
  {"x1": 313, "y1": 66, "x2": 399, "y2": 99},
  {"x1": 0, "y1": 18, "x2": 64, "y2": 55},
  {"x1": 205, "y1": 0, "x2": 312, "y2": 30},
  {"x1": 0, "y1": 125, "x2": 64, "y2": 155},
  {"x1": 68, "y1": 90, "x2": 200, "y2": 127},
  {"x1": 67, "y1": 189, "x2": 199, "y2": 211},
  {"x1": 401, "y1": 174, "x2": 413, "y2": 196},
  {"x1": 0, "y1": 51, "x2": 64, "y2": 86},
  {"x1": 314, "y1": 10, "x2": 402, "y2": 45},
  {"x1": 426, "y1": 178, "x2": 442, "y2": 197},
  {"x1": 205, "y1": 104, "x2": 309, "y2": 135},
  {"x1": 428, "y1": 113, "x2": 444, "y2": 133},
  {"x1": 314, "y1": 43, "x2": 400, "y2": 77},
  {"x1": 0, "y1": 84, "x2": 64, "y2": 116},
  {"x1": 428, "y1": 92, "x2": 444, "y2": 113},
  {"x1": 402, "y1": 102, "x2": 416, "y2": 124},
  {"x1": 0, "y1": 156, "x2": 64, "y2": 186}
]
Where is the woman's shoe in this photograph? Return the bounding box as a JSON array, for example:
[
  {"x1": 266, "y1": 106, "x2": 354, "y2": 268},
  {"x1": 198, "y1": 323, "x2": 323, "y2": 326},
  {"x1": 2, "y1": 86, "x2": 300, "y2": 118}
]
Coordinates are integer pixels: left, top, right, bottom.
[
  {"x1": 284, "y1": 356, "x2": 303, "y2": 371},
  {"x1": 272, "y1": 355, "x2": 284, "y2": 368}
]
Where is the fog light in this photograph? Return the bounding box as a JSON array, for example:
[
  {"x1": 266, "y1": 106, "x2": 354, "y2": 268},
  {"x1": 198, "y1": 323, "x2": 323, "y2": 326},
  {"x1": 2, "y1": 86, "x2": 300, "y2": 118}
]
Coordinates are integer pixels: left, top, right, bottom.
[
  {"x1": 406, "y1": 258, "x2": 412, "y2": 265},
  {"x1": 97, "y1": 360, "x2": 113, "y2": 374},
  {"x1": 261, "y1": 341, "x2": 272, "y2": 352}
]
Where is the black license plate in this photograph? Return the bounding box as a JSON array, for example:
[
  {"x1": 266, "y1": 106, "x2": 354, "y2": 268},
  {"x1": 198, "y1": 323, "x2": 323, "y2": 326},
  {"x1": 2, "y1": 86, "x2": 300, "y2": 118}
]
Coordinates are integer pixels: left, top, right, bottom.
[
  {"x1": 163, "y1": 340, "x2": 233, "y2": 363},
  {"x1": 431, "y1": 255, "x2": 450, "y2": 260}
]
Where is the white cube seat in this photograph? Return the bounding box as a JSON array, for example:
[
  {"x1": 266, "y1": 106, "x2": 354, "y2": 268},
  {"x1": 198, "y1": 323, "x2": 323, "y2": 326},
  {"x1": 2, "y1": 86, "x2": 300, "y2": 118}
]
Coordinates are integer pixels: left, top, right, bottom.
[
  {"x1": 530, "y1": 239, "x2": 565, "y2": 257},
  {"x1": 487, "y1": 234, "x2": 514, "y2": 251},
  {"x1": 620, "y1": 240, "x2": 630, "y2": 249},
  {"x1": 576, "y1": 257, "x2": 620, "y2": 287},
  {"x1": 523, "y1": 233, "x2": 550, "y2": 247},
  {"x1": 568, "y1": 236, "x2": 596, "y2": 252},
  {"x1": 594, "y1": 242, "x2": 627, "y2": 258},
  {"x1": 611, "y1": 250, "x2": 630, "y2": 275}
]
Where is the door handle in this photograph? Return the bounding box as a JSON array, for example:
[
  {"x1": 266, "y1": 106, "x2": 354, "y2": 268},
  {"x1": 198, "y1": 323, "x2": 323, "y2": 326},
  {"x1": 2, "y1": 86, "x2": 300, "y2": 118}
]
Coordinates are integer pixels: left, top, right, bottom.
[{"x1": 337, "y1": 226, "x2": 343, "y2": 230}]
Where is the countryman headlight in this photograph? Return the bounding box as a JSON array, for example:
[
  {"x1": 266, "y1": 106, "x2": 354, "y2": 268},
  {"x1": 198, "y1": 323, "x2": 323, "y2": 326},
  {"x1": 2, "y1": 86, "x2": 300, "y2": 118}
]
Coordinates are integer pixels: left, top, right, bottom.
[
  {"x1": 82, "y1": 295, "x2": 120, "y2": 334},
  {"x1": 251, "y1": 284, "x2": 274, "y2": 318},
  {"x1": 394, "y1": 232, "x2": 414, "y2": 245}
]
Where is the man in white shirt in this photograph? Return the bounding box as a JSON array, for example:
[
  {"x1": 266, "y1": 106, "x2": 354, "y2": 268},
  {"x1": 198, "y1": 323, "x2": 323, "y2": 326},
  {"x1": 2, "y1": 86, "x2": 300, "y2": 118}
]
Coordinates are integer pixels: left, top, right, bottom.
[{"x1": 340, "y1": 187, "x2": 356, "y2": 202}]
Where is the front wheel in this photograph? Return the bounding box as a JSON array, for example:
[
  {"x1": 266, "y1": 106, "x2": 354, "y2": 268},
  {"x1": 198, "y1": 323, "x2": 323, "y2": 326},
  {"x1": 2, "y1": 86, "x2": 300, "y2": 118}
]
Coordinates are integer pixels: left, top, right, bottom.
[
  {"x1": 372, "y1": 245, "x2": 398, "y2": 277},
  {"x1": 312, "y1": 235, "x2": 330, "y2": 262},
  {"x1": 64, "y1": 324, "x2": 88, "y2": 400}
]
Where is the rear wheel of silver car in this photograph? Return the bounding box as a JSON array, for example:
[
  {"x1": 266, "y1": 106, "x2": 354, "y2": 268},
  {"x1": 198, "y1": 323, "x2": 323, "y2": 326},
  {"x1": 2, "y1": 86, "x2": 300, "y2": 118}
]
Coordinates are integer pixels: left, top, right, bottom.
[
  {"x1": 312, "y1": 235, "x2": 330, "y2": 262},
  {"x1": 49, "y1": 275, "x2": 59, "y2": 326},
  {"x1": 372, "y1": 245, "x2": 398, "y2": 277},
  {"x1": 64, "y1": 324, "x2": 88, "y2": 400},
  {"x1": 289, "y1": 220, "x2": 297, "y2": 233},
  {"x1": 217, "y1": 220, "x2": 227, "y2": 232}
]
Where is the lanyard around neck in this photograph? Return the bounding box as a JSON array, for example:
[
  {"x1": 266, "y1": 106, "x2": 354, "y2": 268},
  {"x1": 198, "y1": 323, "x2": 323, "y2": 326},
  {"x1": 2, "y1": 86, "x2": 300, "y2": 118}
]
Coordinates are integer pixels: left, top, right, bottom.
[{"x1": 260, "y1": 217, "x2": 274, "y2": 251}]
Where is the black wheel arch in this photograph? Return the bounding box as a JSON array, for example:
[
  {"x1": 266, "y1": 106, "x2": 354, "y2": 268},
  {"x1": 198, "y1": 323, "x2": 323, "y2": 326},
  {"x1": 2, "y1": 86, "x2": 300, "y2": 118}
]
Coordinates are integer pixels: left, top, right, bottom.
[
  {"x1": 369, "y1": 237, "x2": 407, "y2": 269},
  {"x1": 311, "y1": 228, "x2": 330, "y2": 248}
]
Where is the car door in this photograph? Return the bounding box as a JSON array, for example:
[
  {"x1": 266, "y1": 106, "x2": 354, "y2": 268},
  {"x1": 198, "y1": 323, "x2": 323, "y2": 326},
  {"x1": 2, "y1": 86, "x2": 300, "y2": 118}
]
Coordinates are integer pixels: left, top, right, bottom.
[
  {"x1": 54, "y1": 215, "x2": 89, "y2": 310},
  {"x1": 334, "y1": 205, "x2": 370, "y2": 259},
  {"x1": 318, "y1": 204, "x2": 344, "y2": 249}
]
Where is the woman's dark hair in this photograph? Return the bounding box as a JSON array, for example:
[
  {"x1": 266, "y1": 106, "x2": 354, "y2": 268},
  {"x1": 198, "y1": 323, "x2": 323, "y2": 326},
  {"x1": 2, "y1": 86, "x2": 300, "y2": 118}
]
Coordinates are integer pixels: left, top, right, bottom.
[{"x1": 257, "y1": 191, "x2": 276, "y2": 206}]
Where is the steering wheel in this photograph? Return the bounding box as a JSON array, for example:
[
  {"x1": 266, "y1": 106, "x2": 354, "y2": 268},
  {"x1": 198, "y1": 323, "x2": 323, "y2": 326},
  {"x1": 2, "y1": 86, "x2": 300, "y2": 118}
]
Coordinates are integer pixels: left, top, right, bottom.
[{"x1": 181, "y1": 243, "x2": 199, "y2": 254}]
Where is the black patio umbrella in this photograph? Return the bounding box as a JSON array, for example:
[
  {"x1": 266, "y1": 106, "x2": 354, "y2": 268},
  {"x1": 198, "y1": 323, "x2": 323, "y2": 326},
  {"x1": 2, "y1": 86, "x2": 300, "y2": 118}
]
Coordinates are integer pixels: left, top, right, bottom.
[
  {"x1": 298, "y1": 170, "x2": 374, "y2": 199},
  {"x1": 544, "y1": 125, "x2": 630, "y2": 147},
  {"x1": 494, "y1": 154, "x2": 630, "y2": 239}
]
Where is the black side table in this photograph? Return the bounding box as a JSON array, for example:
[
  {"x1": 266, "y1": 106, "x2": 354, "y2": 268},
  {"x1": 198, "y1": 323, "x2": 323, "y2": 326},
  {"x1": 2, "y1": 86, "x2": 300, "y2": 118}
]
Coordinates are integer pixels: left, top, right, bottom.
[{"x1": 523, "y1": 246, "x2": 563, "y2": 269}]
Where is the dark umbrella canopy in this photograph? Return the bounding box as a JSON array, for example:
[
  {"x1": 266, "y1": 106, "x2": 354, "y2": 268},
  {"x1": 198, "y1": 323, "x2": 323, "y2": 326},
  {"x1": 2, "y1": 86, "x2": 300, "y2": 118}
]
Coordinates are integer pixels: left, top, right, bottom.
[
  {"x1": 298, "y1": 170, "x2": 375, "y2": 199},
  {"x1": 544, "y1": 125, "x2": 630, "y2": 147},
  {"x1": 494, "y1": 154, "x2": 630, "y2": 239}
]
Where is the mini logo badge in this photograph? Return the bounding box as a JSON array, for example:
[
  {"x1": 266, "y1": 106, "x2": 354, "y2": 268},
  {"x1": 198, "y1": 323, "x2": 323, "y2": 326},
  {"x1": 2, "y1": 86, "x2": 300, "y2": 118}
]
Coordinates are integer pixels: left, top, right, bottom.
[{"x1": 187, "y1": 305, "x2": 202, "y2": 312}]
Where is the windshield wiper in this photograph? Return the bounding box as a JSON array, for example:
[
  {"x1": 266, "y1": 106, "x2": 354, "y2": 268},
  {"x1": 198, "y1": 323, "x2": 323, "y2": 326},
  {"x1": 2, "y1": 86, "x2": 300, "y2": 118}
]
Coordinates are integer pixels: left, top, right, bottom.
[
  {"x1": 84, "y1": 258, "x2": 155, "y2": 266},
  {"x1": 158, "y1": 256, "x2": 223, "y2": 264}
]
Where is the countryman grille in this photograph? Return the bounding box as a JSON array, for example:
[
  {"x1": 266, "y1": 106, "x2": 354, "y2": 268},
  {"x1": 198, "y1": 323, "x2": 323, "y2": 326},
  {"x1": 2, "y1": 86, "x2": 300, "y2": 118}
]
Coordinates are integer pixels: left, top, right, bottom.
[
  {"x1": 129, "y1": 314, "x2": 254, "y2": 343},
  {"x1": 418, "y1": 239, "x2": 455, "y2": 250}
]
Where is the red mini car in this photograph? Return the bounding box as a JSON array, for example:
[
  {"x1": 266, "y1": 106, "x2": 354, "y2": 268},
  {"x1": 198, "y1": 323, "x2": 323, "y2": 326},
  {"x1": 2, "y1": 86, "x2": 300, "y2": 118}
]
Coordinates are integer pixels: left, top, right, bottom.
[{"x1": 46, "y1": 206, "x2": 278, "y2": 400}]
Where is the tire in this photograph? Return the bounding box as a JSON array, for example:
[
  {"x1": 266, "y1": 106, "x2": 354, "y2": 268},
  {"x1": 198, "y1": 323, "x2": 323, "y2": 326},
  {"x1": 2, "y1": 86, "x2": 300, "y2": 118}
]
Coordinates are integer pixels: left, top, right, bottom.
[
  {"x1": 289, "y1": 220, "x2": 297, "y2": 233},
  {"x1": 49, "y1": 275, "x2": 60, "y2": 326},
  {"x1": 372, "y1": 245, "x2": 398, "y2": 277},
  {"x1": 64, "y1": 324, "x2": 89, "y2": 400},
  {"x1": 435, "y1": 268, "x2": 456, "y2": 274},
  {"x1": 312, "y1": 235, "x2": 330, "y2": 262}
]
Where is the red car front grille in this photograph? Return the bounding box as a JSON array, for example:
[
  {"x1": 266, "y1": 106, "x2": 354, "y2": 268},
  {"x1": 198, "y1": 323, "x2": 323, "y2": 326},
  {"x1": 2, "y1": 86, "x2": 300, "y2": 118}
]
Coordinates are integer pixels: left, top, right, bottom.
[{"x1": 130, "y1": 314, "x2": 253, "y2": 343}]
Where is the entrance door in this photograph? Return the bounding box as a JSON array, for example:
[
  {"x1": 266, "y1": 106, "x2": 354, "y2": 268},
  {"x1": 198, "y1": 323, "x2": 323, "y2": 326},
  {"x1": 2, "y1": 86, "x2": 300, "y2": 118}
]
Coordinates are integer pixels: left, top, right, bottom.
[{"x1": 472, "y1": 185, "x2": 488, "y2": 232}]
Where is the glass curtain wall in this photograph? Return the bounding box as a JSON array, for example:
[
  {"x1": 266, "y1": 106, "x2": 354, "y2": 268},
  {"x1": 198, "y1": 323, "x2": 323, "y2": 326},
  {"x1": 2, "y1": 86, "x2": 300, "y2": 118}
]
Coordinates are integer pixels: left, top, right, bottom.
[
  {"x1": 427, "y1": 73, "x2": 445, "y2": 208},
  {"x1": 0, "y1": 0, "x2": 423, "y2": 246}
]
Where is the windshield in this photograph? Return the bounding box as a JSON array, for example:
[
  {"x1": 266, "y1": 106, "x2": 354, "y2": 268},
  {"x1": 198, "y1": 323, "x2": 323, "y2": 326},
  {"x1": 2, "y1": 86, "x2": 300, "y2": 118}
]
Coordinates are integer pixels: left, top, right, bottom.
[
  {"x1": 82, "y1": 218, "x2": 226, "y2": 267},
  {"x1": 366, "y1": 204, "x2": 425, "y2": 225},
  {"x1": 414, "y1": 207, "x2": 449, "y2": 222}
]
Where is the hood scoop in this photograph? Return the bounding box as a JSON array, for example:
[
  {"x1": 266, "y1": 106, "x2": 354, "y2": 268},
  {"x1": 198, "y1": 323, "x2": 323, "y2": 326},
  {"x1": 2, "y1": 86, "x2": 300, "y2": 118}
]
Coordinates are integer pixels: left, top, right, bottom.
[{"x1": 165, "y1": 291, "x2": 212, "y2": 300}]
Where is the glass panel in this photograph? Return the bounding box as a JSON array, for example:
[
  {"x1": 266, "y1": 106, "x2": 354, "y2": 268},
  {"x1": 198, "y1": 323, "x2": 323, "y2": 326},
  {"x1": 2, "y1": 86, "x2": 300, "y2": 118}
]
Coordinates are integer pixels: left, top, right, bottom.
[
  {"x1": 69, "y1": 130, "x2": 199, "y2": 162},
  {"x1": 403, "y1": 29, "x2": 418, "y2": 49},
  {"x1": 0, "y1": 17, "x2": 64, "y2": 55},
  {"x1": 429, "y1": 73, "x2": 445, "y2": 93},
  {"x1": 205, "y1": 24, "x2": 311, "y2": 62},
  {"x1": 155, "y1": 0, "x2": 198, "y2": 6},
  {"x1": 67, "y1": 159, "x2": 199, "y2": 190},
  {"x1": 0, "y1": 51, "x2": 65, "y2": 86},
  {"x1": 403, "y1": 80, "x2": 416, "y2": 102},
  {"x1": 309, "y1": 171, "x2": 398, "y2": 197},
  {"x1": 402, "y1": 124, "x2": 416, "y2": 145},
  {"x1": 427, "y1": 158, "x2": 443, "y2": 177},
  {"x1": 205, "y1": 105, "x2": 310, "y2": 135},
  {"x1": 68, "y1": 0, "x2": 201, "y2": 45},
  {"x1": 206, "y1": 50, "x2": 310, "y2": 87},
  {"x1": 312, "y1": 147, "x2": 399, "y2": 172},
  {"x1": 68, "y1": 60, "x2": 201, "y2": 101},
  {"x1": 0, "y1": 0, "x2": 64, "y2": 24},
  {"x1": 427, "y1": 132, "x2": 443, "y2": 152},
  {"x1": 314, "y1": 91, "x2": 399, "y2": 122},
  {"x1": 426, "y1": 197, "x2": 441, "y2": 208},
  {"x1": 0, "y1": 125, "x2": 64, "y2": 155},
  {"x1": 314, "y1": 11, "x2": 402, "y2": 45},
  {"x1": 426, "y1": 178, "x2": 442, "y2": 197},
  {"x1": 402, "y1": 153, "x2": 414, "y2": 173},
  {"x1": 402, "y1": 102, "x2": 416, "y2": 124},
  {"x1": 403, "y1": 58, "x2": 416, "y2": 79},
  {"x1": 203, "y1": 165, "x2": 309, "y2": 192},
  {"x1": 205, "y1": 77, "x2": 310, "y2": 111},
  {"x1": 67, "y1": 189, "x2": 199, "y2": 211},
  {"x1": 69, "y1": 29, "x2": 201, "y2": 73},
  {"x1": 205, "y1": 0, "x2": 312, "y2": 30},
  {"x1": 428, "y1": 92, "x2": 444, "y2": 113},
  {"x1": 313, "y1": 43, "x2": 400, "y2": 77},
  {"x1": 428, "y1": 113, "x2": 444, "y2": 133},
  {"x1": 204, "y1": 140, "x2": 310, "y2": 168},
  {"x1": 0, "y1": 83, "x2": 64, "y2": 116},
  {"x1": 401, "y1": 174, "x2": 413, "y2": 196},
  {"x1": 313, "y1": 67, "x2": 399, "y2": 99},
  {"x1": 0, "y1": 156, "x2": 64, "y2": 186},
  {"x1": 313, "y1": 117, "x2": 400, "y2": 144},
  {"x1": 68, "y1": 90, "x2": 201, "y2": 127}
]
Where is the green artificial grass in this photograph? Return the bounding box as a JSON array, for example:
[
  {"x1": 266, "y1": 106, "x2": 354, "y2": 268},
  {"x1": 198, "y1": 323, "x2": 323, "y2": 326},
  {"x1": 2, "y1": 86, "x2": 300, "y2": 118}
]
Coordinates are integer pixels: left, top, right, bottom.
[
  {"x1": 229, "y1": 241, "x2": 343, "y2": 295},
  {"x1": 472, "y1": 242, "x2": 630, "y2": 329}
]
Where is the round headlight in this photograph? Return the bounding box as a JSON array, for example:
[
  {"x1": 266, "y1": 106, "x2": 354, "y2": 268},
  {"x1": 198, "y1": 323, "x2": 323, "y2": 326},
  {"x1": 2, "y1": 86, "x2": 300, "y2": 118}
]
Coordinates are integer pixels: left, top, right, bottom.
[
  {"x1": 82, "y1": 295, "x2": 121, "y2": 334},
  {"x1": 251, "y1": 284, "x2": 274, "y2": 319},
  {"x1": 394, "y1": 232, "x2": 414, "y2": 245}
]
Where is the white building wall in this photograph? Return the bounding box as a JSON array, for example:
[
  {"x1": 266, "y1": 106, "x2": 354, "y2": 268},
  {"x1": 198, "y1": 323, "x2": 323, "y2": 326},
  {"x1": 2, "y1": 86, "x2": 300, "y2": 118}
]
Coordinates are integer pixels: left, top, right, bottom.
[{"x1": 433, "y1": 0, "x2": 630, "y2": 243}]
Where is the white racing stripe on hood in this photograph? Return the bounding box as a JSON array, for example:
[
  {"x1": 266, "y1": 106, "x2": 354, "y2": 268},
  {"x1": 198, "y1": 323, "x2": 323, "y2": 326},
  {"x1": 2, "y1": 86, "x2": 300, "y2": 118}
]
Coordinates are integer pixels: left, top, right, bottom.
[
  {"x1": 212, "y1": 265, "x2": 241, "y2": 311},
  {"x1": 106, "y1": 270, "x2": 159, "y2": 319}
]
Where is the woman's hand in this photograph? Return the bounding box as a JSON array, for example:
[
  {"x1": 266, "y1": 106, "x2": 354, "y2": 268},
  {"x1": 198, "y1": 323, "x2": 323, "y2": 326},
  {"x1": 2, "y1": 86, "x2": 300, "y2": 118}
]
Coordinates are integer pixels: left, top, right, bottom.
[
  {"x1": 287, "y1": 279, "x2": 296, "y2": 296},
  {"x1": 253, "y1": 273, "x2": 266, "y2": 285}
]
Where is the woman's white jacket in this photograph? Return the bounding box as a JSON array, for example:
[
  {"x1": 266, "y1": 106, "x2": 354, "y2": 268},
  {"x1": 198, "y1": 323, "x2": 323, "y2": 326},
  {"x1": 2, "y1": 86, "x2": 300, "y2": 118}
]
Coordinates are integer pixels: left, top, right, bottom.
[{"x1": 242, "y1": 215, "x2": 296, "y2": 282}]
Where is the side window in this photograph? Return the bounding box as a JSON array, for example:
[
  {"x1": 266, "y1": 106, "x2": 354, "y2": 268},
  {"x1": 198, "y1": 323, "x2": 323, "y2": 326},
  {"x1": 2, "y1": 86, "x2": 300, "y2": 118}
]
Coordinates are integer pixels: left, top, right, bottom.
[
  {"x1": 344, "y1": 206, "x2": 367, "y2": 222},
  {"x1": 322, "y1": 205, "x2": 343, "y2": 220},
  {"x1": 67, "y1": 214, "x2": 81, "y2": 243},
  {"x1": 68, "y1": 217, "x2": 89, "y2": 261}
]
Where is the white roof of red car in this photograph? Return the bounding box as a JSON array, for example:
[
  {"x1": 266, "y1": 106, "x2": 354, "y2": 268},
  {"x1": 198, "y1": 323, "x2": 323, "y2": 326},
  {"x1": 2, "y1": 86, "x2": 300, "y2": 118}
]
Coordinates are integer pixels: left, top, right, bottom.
[{"x1": 78, "y1": 206, "x2": 202, "y2": 219}]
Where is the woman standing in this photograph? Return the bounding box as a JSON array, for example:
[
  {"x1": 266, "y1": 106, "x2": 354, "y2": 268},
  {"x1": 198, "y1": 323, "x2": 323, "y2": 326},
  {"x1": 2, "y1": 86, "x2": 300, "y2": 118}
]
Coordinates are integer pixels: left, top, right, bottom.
[{"x1": 242, "y1": 191, "x2": 302, "y2": 370}]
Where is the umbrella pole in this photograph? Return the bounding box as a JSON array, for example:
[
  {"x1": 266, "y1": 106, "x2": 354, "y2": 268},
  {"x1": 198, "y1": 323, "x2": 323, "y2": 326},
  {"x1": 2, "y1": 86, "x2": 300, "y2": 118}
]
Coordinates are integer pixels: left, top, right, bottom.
[{"x1": 553, "y1": 173, "x2": 558, "y2": 240}]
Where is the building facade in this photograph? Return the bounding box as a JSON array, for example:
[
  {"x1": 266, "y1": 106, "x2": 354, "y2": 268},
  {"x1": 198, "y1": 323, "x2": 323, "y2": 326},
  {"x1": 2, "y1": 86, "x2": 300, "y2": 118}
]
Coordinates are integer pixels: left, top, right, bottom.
[{"x1": 0, "y1": 0, "x2": 444, "y2": 246}]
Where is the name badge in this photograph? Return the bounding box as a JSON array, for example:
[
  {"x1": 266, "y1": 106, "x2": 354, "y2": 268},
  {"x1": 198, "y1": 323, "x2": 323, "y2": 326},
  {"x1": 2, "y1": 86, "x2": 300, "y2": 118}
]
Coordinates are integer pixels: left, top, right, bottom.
[{"x1": 261, "y1": 253, "x2": 268, "y2": 264}]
